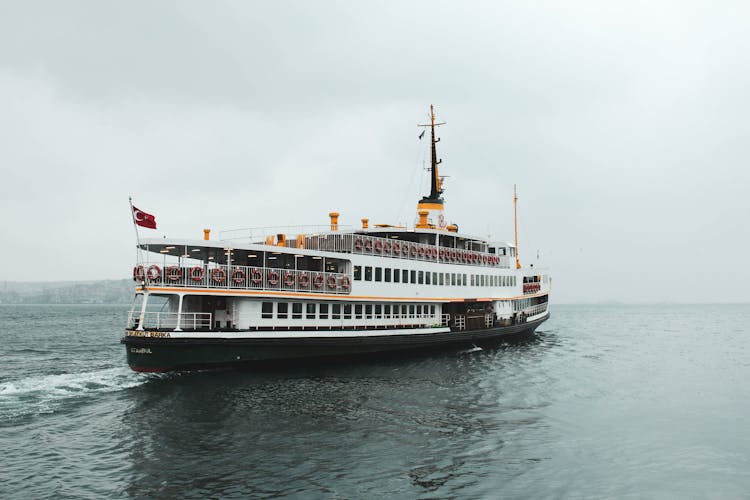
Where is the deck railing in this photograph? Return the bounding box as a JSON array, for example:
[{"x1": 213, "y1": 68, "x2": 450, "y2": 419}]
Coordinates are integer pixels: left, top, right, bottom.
[
  {"x1": 133, "y1": 263, "x2": 352, "y2": 295},
  {"x1": 298, "y1": 233, "x2": 511, "y2": 268},
  {"x1": 127, "y1": 311, "x2": 213, "y2": 330}
]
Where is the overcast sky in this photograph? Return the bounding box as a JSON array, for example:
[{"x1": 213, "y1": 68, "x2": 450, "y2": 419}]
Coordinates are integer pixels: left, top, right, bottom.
[{"x1": 1, "y1": 1, "x2": 748, "y2": 303}]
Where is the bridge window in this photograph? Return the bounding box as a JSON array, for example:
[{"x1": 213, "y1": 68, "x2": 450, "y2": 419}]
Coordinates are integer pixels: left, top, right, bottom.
[
  {"x1": 375, "y1": 267, "x2": 382, "y2": 282},
  {"x1": 384, "y1": 268, "x2": 391, "y2": 282},
  {"x1": 364, "y1": 266, "x2": 373, "y2": 281},
  {"x1": 354, "y1": 266, "x2": 362, "y2": 280},
  {"x1": 393, "y1": 269, "x2": 400, "y2": 283},
  {"x1": 418, "y1": 271, "x2": 424, "y2": 284},
  {"x1": 411, "y1": 270, "x2": 416, "y2": 284},
  {"x1": 402, "y1": 269, "x2": 409, "y2": 283}
]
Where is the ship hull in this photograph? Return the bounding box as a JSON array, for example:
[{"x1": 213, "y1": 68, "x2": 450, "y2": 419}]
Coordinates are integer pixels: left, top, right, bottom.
[{"x1": 122, "y1": 313, "x2": 549, "y2": 372}]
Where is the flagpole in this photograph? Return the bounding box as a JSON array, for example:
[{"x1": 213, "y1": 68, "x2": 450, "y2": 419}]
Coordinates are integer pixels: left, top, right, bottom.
[{"x1": 129, "y1": 196, "x2": 147, "y2": 292}]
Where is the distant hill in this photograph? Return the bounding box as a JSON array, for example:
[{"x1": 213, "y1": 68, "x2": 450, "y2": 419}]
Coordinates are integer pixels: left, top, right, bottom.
[{"x1": 0, "y1": 279, "x2": 135, "y2": 304}]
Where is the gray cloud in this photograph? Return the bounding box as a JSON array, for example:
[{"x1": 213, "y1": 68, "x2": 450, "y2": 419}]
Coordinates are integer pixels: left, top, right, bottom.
[{"x1": 1, "y1": 1, "x2": 748, "y2": 303}]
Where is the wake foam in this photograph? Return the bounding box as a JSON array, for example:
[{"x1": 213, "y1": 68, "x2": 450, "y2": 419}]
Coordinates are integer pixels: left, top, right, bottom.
[{"x1": 0, "y1": 367, "x2": 146, "y2": 421}]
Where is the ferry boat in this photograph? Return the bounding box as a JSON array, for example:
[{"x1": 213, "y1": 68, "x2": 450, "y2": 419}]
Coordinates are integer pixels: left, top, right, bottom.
[{"x1": 122, "y1": 107, "x2": 551, "y2": 372}]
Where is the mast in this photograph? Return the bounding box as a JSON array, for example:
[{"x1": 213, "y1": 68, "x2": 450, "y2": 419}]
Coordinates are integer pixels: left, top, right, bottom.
[
  {"x1": 514, "y1": 185, "x2": 521, "y2": 269},
  {"x1": 418, "y1": 104, "x2": 446, "y2": 204}
]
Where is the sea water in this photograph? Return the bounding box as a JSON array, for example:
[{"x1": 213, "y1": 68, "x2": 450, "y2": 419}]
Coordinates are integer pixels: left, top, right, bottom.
[{"x1": 1, "y1": 304, "x2": 749, "y2": 498}]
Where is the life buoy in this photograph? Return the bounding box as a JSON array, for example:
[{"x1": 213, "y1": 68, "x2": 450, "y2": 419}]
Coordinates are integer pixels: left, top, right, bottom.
[
  {"x1": 166, "y1": 266, "x2": 182, "y2": 282},
  {"x1": 393, "y1": 242, "x2": 401, "y2": 254},
  {"x1": 267, "y1": 270, "x2": 280, "y2": 286},
  {"x1": 341, "y1": 276, "x2": 351, "y2": 290},
  {"x1": 147, "y1": 265, "x2": 161, "y2": 282},
  {"x1": 190, "y1": 266, "x2": 204, "y2": 282},
  {"x1": 327, "y1": 274, "x2": 337, "y2": 289},
  {"x1": 364, "y1": 239, "x2": 373, "y2": 252},
  {"x1": 418, "y1": 246, "x2": 425, "y2": 257},
  {"x1": 410, "y1": 245, "x2": 417, "y2": 257},
  {"x1": 250, "y1": 268, "x2": 262, "y2": 285},
  {"x1": 284, "y1": 272, "x2": 295, "y2": 287},
  {"x1": 383, "y1": 241, "x2": 392, "y2": 253},
  {"x1": 374, "y1": 239, "x2": 383, "y2": 254},
  {"x1": 232, "y1": 268, "x2": 246, "y2": 284},
  {"x1": 354, "y1": 238, "x2": 364, "y2": 251},
  {"x1": 211, "y1": 267, "x2": 227, "y2": 283},
  {"x1": 313, "y1": 273, "x2": 324, "y2": 289},
  {"x1": 431, "y1": 247, "x2": 437, "y2": 259},
  {"x1": 299, "y1": 273, "x2": 310, "y2": 287},
  {"x1": 133, "y1": 265, "x2": 145, "y2": 282}
]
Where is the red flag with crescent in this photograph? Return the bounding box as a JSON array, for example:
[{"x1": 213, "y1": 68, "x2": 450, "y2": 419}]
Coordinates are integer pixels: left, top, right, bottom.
[{"x1": 132, "y1": 206, "x2": 157, "y2": 229}]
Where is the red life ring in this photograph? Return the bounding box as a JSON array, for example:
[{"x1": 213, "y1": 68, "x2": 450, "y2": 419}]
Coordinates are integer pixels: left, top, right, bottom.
[
  {"x1": 417, "y1": 246, "x2": 425, "y2": 257},
  {"x1": 190, "y1": 266, "x2": 205, "y2": 282},
  {"x1": 267, "y1": 270, "x2": 280, "y2": 286},
  {"x1": 354, "y1": 238, "x2": 364, "y2": 251},
  {"x1": 299, "y1": 273, "x2": 310, "y2": 287},
  {"x1": 250, "y1": 268, "x2": 262, "y2": 285},
  {"x1": 133, "y1": 265, "x2": 145, "y2": 282},
  {"x1": 147, "y1": 265, "x2": 161, "y2": 282},
  {"x1": 383, "y1": 241, "x2": 392, "y2": 253},
  {"x1": 393, "y1": 242, "x2": 401, "y2": 254},
  {"x1": 410, "y1": 245, "x2": 417, "y2": 257},
  {"x1": 341, "y1": 276, "x2": 351, "y2": 290},
  {"x1": 327, "y1": 274, "x2": 337, "y2": 289},
  {"x1": 374, "y1": 239, "x2": 383, "y2": 254},
  {"x1": 211, "y1": 267, "x2": 227, "y2": 283},
  {"x1": 431, "y1": 247, "x2": 437, "y2": 259},
  {"x1": 364, "y1": 239, "x2": 373, "y2": 252},
  {"x1": 232, "y1": 268, "x2": 246, "y2": 284},
  {"x1": 166, "y1": 266, "x2": 182, "y2": 282},
  {"x1": 284, "y1": 272, "x2": 295, "y2": 287},
  {"x1": 313, "y1": 273, "x2": 324, "y2": 289}
]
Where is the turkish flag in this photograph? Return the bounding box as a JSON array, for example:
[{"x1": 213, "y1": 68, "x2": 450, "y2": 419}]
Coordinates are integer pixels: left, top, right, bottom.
[{"x1": 132, "y1": 206, "x2": 157, "y2": 229}]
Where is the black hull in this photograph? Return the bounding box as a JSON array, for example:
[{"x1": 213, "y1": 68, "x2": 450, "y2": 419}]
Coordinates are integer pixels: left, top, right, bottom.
[{"x1": 122, "y1": 313, "x2": 549, "y2": 372}]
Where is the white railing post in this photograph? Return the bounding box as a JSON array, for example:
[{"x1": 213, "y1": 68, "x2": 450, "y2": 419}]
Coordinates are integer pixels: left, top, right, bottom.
[
  {"x1": 174, "y1": 293, "x2": 184, "y2": 332},
  {"x1": 136, "y1": 293, "x2": 149, "y2": 331}
]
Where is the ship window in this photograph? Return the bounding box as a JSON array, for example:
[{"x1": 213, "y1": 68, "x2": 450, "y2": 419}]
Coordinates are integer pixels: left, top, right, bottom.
[
  {"x1": 332, "y1": 303, "x2": 341, "y2": 319},
  {"x1": 384, "y1": 268, "x2": 391, "y2": 282},
  {"x1": 471, "y1": 275, "x2": 475, "y2": 286},
  {"x1": 462, "y1": 274, "x2": 467, "y2": 286},
  {"x1": 365, "y1": 266, "x2": 373, "y2": 281},
  {"x1": 343, "y1": 304, "x2": 352, "y2": 319},
  {"x1": 409, "y1": 304, "x2": 415, "y2": 318},
  {"x1": 430, "y1": 305, "x2": 435, "y2": 315},
  {"x1": 354, "y1": 266, "x2": 362, "y2": 281},
  {"x1": 425, "y1": 272, "x2": 431, "y2": 285},
  {"x1": 375, "y1": 304, "x2": 382, "y2": 318},
  {"x1": 277, "y1": 302, "x2": 288, "y2": 319},
  {"x1": 402, "y1": 269, "x2": 408, "y2": 283},
  {"x1": 401, "y1": 304, "x2": 408, "y2": 317},
  {"x1": 384, "y1": 304, "x2": 391, "y2": 318},
  {"x1": 418, "y1": 271, "x2": 424, "y2": 284},
  {"x1": 306, "y1": 303, "x2": 316, "y2": 319},
  {"x1": 451, "y1": 273, "x2": 456, "y2": 286},
  {"x1": 355, "y1": 304, "x2": 363, "y2": 319},
  {"x1": 481, "y1": 275, "x2": 485, "y2": 287},
  {"x1": 439, "y1": 273, "x2": 444, "y2": 286},
  {"x1": 320, "y1": 303, "x2": 329, "y2": 319},
  {"x1": 393, "y1": 269, "x2": 400, "y2": 283},
  {"x1": 292, "y1": 303, "x2": 302, "y2": 319},
  {"x1": 432, "y1": 272, "x2": 437, "y2": 285},
  {"x1": 411, "y1": 270, "x2": 417, "y2": 284},
  {"x1": 365, "y1": 304, "x2": 373, "y2": 319},
  {"x1": 262, "y1": 302, "x2": 273, "y2": 319},
  {"x1": 375, "y1": 267, "x2": 382, "y2": 282},
  {"x1": 416, "y1": 305, "x2": 422, "y2": 316}
]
